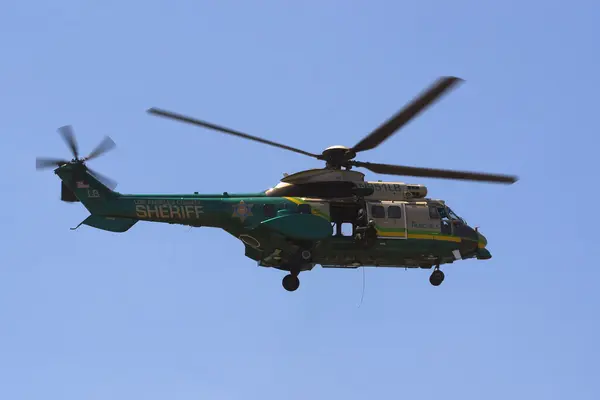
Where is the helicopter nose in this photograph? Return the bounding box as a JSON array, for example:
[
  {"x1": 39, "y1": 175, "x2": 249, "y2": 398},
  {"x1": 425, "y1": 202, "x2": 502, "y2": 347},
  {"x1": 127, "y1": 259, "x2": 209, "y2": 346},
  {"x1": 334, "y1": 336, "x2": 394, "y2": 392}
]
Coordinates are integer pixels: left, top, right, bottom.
[
  {"x1": 475, "y1": 231, "x2": 492, "y2": 260},
  {"x1": 477, "y1": 231, "x2": 488, "y2": 247}
]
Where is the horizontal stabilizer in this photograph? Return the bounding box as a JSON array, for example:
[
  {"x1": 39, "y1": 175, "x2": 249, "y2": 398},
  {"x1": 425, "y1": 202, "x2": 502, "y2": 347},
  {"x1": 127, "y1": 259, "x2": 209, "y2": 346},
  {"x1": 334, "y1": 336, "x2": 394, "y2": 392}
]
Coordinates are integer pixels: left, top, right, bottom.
[{"x1": 72, "y1": 215, "x2": 138, "y2": 233}]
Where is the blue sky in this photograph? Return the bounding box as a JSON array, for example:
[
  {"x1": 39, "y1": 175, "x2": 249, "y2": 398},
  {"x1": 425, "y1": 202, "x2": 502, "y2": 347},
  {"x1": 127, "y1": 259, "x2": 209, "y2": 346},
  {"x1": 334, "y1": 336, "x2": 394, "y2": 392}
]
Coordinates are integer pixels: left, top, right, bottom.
[{"x1": 1, "y1": 1, "x2": 598, "y2": 399}]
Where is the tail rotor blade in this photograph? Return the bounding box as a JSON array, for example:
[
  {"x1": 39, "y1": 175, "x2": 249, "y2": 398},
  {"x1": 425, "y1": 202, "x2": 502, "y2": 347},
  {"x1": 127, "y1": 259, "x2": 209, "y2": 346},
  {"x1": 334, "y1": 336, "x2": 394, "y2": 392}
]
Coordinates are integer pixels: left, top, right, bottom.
[
  {"x1": 36, "y1": 157, "x2": 68, "y2": 170},
  {"x1": 88, "y1": 167, "x2": 118, "y2": 190},
  {"x1": 85, "y1": 136, "x2": 116, "y2": 161},
  {"x1": 58, "y1": 125, "x2": 79, "y2": 159},
  {"x1": 39, "y1": 126, "x2": 121, "y2": 193}
]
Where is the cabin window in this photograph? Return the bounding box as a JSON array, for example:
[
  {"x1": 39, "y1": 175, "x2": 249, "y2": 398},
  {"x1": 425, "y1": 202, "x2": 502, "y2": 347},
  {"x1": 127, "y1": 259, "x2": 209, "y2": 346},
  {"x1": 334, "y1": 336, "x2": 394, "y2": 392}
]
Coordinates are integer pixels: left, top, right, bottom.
[
  {"x1": 341, "y1": 222, "x2": 353, "y2": 236},
  {"x1": 429, "y1": 206, "x2": 440, "y2": 219},
  {"x1": 263, "y1": 204, "x2": 276, "y2": 218},
  {"x1": 388, "y1": 205, "x2": 402, "y2": 219},
  {"x1": 298, "y1": 203, "x2": 311, "y2": 214},
  {"x1": 371, "y1": 205, "x2": 385, "y2": 218}
]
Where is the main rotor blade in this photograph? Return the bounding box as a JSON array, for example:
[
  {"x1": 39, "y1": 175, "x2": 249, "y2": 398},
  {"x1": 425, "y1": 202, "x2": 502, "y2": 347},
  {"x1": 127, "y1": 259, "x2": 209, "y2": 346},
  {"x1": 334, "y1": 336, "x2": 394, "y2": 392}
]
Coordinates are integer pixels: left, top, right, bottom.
[
  {"x1": 85, "y1": 136, "x2": 116, "y2": 161},
  {"x1": 58, "y1": 125, "x2": 79, "y2": 159},
  {"x1": 351, "y1": 76, "x2": 463, "y2": 153},
  {"x1": 352, "y1": 161, "x2": 518, "y2": 184},
  {"x1": 88, "y1": 167, "x2": 118, "y2": 190},
  {"x1": 147, "y1": 107, "x2": 321, "y2": 159},
  {"x1": 36, "y1": 157, "x2": 68, "y2": 169}
]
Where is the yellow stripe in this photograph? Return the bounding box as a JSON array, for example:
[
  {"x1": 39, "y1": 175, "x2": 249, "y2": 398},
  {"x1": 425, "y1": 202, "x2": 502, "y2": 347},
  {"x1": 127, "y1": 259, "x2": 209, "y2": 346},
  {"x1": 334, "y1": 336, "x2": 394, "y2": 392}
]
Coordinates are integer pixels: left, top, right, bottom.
[
  {"x1": 376, "y1": 230, "x2": 406, "y2": 238},
  {"x1": 432, "y1": 234, "x2": 461, "y2": 242},
  {"x1": 283, "y1": 196, "x2": 330, "y2": 220},
  {"x1": 283, "y1": 196, "x2": 303, "y2": 205},
  {"x1": 376, "y1": 231, "x2": 463, "y2": 243}
]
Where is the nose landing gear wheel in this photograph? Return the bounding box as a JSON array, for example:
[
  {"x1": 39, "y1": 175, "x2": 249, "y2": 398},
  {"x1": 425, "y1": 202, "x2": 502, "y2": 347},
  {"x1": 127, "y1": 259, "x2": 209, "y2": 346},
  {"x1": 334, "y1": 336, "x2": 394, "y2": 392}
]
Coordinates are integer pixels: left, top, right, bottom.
[
  {"x1": 429, "y1": 269, "x2": 445, "y2": 286},
  {"x1": 282, "y1": 274, "x2": 300, "y2": 292}
]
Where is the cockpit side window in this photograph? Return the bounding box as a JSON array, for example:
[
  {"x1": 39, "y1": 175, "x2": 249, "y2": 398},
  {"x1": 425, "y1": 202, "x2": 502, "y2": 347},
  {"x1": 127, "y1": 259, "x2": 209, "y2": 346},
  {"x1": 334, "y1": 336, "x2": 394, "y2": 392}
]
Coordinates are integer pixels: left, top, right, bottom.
[
  {"x1": 447, "y1": 207, "x2": 466, "y2": 224},
  {"x1": 436, "y1": 207, "x2": 449, "y2": 219}
]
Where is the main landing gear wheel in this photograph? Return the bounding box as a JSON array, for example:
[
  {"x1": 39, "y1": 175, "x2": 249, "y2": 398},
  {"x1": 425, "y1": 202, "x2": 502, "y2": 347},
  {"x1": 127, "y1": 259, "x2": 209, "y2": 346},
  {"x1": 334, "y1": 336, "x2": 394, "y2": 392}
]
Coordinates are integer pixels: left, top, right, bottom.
[
  {"x1": 429, "y1": 269, "x2": 445, "y2": 286},
  {"x1": 282, "y1": 274, "x2": 300, "y2": 292}
]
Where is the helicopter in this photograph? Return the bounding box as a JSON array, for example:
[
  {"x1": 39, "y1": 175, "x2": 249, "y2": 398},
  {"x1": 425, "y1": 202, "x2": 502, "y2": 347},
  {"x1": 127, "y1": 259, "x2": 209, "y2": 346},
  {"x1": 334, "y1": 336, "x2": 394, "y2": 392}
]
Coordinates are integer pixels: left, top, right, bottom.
[{"x1": 36, "y1": 76, "x2": 518, "y2": 292}]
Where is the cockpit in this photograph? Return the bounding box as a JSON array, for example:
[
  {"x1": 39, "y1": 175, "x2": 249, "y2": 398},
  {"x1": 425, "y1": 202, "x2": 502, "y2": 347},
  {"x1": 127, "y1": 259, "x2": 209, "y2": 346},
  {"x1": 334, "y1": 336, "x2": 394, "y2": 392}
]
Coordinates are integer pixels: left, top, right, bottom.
[
  {"x1": 436, "y1": 204, "x2": 467, "y2": 225},
  {"x1": 429, "y1": 203, "x2": 469, "y2": 235},
  {"x1": 438, "y1": 206, "x2": 467, "y2": 225}
]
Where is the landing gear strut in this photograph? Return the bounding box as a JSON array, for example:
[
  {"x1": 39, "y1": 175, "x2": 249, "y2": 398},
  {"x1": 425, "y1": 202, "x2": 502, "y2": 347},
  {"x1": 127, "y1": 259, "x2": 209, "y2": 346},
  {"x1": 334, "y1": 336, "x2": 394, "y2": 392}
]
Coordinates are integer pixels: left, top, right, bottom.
[
  {"x1": 282, "y1": 272, "x2": 300, "y2": 292},
  {"x1": 429, "y1": 266, "x2": 445, "y2": 286},
  {"x1": 280, "y1": 246, "x2": 311, "y2": 292}
]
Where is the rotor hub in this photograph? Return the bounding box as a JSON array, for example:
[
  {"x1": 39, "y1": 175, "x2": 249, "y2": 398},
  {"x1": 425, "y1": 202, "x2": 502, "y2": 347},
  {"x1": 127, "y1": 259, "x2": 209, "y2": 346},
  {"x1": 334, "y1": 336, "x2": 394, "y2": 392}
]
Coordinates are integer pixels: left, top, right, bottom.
[{"x1": 320, "y1": 145, "x2": 356, "y2": 169}]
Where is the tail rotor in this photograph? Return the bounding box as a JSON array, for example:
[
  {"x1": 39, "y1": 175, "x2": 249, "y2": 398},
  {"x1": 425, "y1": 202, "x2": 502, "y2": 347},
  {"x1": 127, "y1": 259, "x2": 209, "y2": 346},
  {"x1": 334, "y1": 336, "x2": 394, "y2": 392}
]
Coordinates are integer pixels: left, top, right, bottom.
[{"x1": 36, "y1": 125, "x2": 119, "y2": 201}]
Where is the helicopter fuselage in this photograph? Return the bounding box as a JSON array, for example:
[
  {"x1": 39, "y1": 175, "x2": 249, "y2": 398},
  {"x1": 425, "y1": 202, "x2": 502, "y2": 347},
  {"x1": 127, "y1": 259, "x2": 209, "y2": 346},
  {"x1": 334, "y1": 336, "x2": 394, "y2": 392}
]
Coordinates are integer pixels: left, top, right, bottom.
[{"x1": 57, "y1": 164, "x2": 491, "y2": 281}]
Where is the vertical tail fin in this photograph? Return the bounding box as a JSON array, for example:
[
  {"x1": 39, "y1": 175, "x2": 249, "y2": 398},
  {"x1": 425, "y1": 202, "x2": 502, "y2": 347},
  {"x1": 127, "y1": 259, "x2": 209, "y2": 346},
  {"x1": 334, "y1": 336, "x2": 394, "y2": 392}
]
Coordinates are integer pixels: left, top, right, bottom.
[{"x1": 55, "y1": 164, "x2": 119, "y2": 214}]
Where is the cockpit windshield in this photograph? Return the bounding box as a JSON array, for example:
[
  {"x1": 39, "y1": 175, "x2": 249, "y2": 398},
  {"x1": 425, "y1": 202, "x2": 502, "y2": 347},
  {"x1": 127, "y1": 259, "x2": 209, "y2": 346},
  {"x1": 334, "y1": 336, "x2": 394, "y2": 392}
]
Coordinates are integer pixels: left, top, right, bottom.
[
  {"x1": 447, "y1": 207, "x2": 466, "y2": 224},
  {"x1": 434, "y1": 204, "x2": 467, "y2": 225}
]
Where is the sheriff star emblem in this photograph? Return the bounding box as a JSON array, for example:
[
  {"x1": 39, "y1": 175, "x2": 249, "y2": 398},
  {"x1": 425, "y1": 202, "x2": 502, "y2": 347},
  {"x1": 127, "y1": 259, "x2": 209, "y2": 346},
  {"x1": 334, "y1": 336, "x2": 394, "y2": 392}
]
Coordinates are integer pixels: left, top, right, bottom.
[{"x1": 232, "y1": 200, "x2": 253, "y2": 222}]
